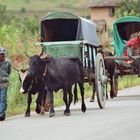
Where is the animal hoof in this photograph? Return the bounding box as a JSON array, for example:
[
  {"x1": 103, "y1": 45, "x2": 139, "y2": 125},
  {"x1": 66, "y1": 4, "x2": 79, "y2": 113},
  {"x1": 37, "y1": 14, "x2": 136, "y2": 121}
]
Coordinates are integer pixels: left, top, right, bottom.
[
  {"x1": 64, "y1": 112, "x2": 71, "y2": 116},
  {"x1": 36, "y1": 108, "x2": 41, "y2": 114},
  {"x1": 90, "y1": 98, "x2": 94, "y2": 102},
  {"x1": 41, "y1": 107, "x2": 45, "y2": 115},
  {"x1": 81, "y1": 107, "x2": 87, "y2": 113},
  {"x1": 49, "y1": 112, "x2": 55, "y2": 117},
  {"x1": 45, "y1": 105, "x2": 50, "y2": 112},
  {"x1": 81, "y1": 104, "x2": 86, "y2": 113},
  {"x1": 82, "y1": 109, "x2": 86, "y2": 113},
  {"x1": 110, "y1": 94, "x2": 114, "y2": 99},
  {"x1": 25, "y1": 113, "x2": 30, "y2": 117},
  {"x1": 41, "y1": 111, "x2": 45, "y2": 115}
]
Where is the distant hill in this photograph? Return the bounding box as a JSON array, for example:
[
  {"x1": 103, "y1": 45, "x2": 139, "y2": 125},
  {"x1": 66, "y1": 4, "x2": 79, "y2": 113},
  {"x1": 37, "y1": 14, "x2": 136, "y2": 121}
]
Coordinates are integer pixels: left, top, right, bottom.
[{"x1": 0, "y1": 0, "x2": 94, "y2": 18}]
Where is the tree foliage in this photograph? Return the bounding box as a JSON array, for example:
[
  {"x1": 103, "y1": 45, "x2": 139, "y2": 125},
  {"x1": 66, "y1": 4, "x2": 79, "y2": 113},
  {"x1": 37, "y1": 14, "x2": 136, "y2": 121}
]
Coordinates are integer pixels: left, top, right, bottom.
[
  {"x1": 0, "y1": 4, "x2": 41, "y2": 115},
  {"x1": 115, "y1": 0, "x2": 140, "y2": 18},
  {"x1": 0, "y1": 4, "x2": 40, "y2": 57}
]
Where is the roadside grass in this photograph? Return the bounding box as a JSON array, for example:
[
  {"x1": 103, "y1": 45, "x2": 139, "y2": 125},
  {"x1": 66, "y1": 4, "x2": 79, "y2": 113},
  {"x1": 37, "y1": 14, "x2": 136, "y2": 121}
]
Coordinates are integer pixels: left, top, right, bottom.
[
  {"x1": 0, "y1": 0, "x2": 90, "y2": 17},
  {"x1": 0, "y1": 0, "x2": 89, "y2": 11},
  {"x1": 118, "y1": 75, "x2": 140, "y2": 89},
  {"x1": 6, "y1": 71, "x2": 140, "y2": 117}
]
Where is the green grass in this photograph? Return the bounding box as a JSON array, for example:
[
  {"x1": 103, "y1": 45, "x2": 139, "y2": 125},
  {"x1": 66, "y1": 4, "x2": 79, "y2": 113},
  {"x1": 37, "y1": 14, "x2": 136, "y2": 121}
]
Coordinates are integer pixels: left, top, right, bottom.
[
  {"x1": 118, "y1": 75, "x2": 140, "y2": 90},
  {"x1": 0, "y1": 0, "x2": 91, "y2": 17},
  {"x1": 0, "y1": 0, "x2": 89, "y2": 10}
]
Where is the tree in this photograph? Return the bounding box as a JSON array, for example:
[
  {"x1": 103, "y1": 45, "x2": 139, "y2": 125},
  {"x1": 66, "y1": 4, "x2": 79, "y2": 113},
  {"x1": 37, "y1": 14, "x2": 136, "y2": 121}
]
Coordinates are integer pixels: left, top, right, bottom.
[
  {"x1": 115, "y1": 0, "x2": 140, "y2": 18},
  {"x1": 21, "y1": 16, "x2": 39, "y2": 35}
]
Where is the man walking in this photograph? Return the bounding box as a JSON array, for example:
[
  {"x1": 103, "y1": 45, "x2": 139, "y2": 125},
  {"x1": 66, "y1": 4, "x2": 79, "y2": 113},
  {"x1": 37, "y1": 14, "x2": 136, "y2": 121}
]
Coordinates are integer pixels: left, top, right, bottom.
[{"x1": 0, "y1": 47, "x2": 12, "y2": 121}]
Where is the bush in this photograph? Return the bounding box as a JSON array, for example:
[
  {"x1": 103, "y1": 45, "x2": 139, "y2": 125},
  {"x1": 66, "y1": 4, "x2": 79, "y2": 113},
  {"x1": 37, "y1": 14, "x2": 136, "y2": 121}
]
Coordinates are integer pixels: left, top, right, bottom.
[{"x1": 21, "y1": 7, "x2": 26, "y2": 13}]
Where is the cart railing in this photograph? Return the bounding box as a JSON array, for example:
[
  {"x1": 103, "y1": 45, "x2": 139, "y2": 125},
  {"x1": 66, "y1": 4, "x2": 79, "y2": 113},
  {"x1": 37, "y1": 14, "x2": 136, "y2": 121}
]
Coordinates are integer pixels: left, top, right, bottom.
[{"x1": 104, "y1": 56, "x2": 140, "y2": 61}]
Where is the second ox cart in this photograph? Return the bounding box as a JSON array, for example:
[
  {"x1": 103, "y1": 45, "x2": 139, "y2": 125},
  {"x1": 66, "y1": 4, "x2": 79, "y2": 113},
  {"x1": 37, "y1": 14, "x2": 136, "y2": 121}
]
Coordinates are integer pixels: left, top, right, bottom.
[{"x1": 106, "y1": 16, "x2": 140, "y2": 96}]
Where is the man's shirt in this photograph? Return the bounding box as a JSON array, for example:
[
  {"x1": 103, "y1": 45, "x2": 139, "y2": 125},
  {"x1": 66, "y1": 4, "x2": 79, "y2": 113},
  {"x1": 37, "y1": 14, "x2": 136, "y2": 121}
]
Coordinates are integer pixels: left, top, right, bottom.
[
  {"x1": 0, "y1": 58, "x2": 12, "y2": 88},
  {"x1": 126, "y1": 37, "x2": 139, "y2": 49},
  {"x1": 124, "y1": 37, "x2": 140, "y2": 56}
]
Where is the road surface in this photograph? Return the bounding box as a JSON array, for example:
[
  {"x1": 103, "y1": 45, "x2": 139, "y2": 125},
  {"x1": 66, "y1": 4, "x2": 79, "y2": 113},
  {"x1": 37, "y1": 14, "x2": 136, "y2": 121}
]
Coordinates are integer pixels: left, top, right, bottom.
[{"x1": 0, "y1": 86, "x2": 140, "y2": 140}]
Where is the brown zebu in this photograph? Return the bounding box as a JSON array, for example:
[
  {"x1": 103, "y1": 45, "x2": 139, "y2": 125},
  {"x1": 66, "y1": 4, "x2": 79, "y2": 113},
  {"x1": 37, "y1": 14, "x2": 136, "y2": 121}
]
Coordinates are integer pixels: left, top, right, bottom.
[
  {"x1": 13, "y1": 67, "x2": 50, "y2": 117},
  {"x1": 90, "y1": 49, "x2": 117, "y2": 102}
]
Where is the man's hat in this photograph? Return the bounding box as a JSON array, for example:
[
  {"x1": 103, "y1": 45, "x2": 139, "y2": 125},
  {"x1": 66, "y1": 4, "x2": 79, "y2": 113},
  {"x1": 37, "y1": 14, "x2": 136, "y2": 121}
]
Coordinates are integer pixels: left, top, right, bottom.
[{"x1": 0, "y1": 47, "x2": 6, "y2": 54}]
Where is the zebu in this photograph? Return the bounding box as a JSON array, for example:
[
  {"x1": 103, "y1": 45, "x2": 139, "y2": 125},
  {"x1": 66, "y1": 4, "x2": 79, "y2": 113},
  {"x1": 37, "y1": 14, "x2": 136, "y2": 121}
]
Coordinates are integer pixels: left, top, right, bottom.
[{"x1": 23, "y1": 55, "x2": 86, "y2": 117}]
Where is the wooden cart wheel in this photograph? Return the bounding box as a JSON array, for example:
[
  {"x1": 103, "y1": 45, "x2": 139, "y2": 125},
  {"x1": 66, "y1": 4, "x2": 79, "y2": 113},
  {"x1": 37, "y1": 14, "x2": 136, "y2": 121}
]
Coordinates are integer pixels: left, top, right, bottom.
[
  {"x1": 112, "y1": 75, "x2": 118, "y2": 97},
  {"x1": 95, "y1": 53, "x2": 107, "y2": 109}
]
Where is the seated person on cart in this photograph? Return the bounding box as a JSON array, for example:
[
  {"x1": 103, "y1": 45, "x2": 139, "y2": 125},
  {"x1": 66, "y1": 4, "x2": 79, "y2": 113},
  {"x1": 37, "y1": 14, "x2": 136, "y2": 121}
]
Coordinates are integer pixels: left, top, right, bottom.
[
  {"x1": 118, "y1": 32, "x2": 140, "y2": 77},
  {"x1": 124, "y1": 32, "x2": 140, "y2": 60}
]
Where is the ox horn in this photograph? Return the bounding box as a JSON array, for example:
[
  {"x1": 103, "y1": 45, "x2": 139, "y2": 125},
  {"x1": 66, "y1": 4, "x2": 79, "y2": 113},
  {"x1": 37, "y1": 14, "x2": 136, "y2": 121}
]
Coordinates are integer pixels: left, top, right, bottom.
[
  {"x1": 20, "y1": 68, "x2": 29, "y2": 73},
  {"x1": 39, "y1": 47, "x2": 44, "y2": 57},
  {"x1": 13, "y1": 66, "x2": 20, "y2": 71},
  {"x1": 24, "y1": 51, "x2": 31, "y2": 58},
  {"x1": 13, "y1": 66, "x2": 29, "y2": 72}
]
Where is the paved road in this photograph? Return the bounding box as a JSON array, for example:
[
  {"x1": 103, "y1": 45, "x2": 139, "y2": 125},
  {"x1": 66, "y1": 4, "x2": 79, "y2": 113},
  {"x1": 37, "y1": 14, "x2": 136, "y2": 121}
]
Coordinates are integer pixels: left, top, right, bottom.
[{"x1": 0, "y1": 86, "x2": 140, "y2": 140}]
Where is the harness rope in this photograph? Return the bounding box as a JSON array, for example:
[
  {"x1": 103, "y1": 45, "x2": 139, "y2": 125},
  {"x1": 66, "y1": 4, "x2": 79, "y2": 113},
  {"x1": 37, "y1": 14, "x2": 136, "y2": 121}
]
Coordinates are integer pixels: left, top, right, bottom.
[{"x1": 43, "y1": 64, "x2": 47, "y2": 77}]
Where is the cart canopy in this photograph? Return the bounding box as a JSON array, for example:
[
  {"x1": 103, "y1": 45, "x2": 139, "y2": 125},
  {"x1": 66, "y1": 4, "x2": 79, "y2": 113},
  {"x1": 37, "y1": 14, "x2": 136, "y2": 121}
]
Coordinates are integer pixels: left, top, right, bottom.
[
  {"x1": 113, "y1": 16, "x2": 140, "y2": 56},
  {"x1": 40, "y1": 11, "x2": 99, "y2": 46}
]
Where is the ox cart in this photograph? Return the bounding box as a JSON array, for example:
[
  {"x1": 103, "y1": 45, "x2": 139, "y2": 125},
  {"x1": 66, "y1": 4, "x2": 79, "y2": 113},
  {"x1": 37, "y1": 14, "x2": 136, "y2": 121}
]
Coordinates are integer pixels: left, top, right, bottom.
[
  {"x1": 106, "y1": 16, "x2": 140, "y2": 95},
  {"x1": 36, "y1": 12, "x2": 108, "y2": 109}
]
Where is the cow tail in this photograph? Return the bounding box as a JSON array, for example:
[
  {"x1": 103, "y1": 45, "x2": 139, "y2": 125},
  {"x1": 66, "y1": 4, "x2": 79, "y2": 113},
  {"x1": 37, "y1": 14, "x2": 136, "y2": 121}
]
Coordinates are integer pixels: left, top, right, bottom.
[{"x1": 74, "y1": 83, "x2": 78, "y2": 104}]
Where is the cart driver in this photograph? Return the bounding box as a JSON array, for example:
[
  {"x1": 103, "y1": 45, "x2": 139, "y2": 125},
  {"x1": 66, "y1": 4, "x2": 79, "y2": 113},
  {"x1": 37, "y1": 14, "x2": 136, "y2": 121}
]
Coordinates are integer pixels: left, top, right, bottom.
[{"x1": 124, "y1": 32, "x2": 140, "y2": 61}]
